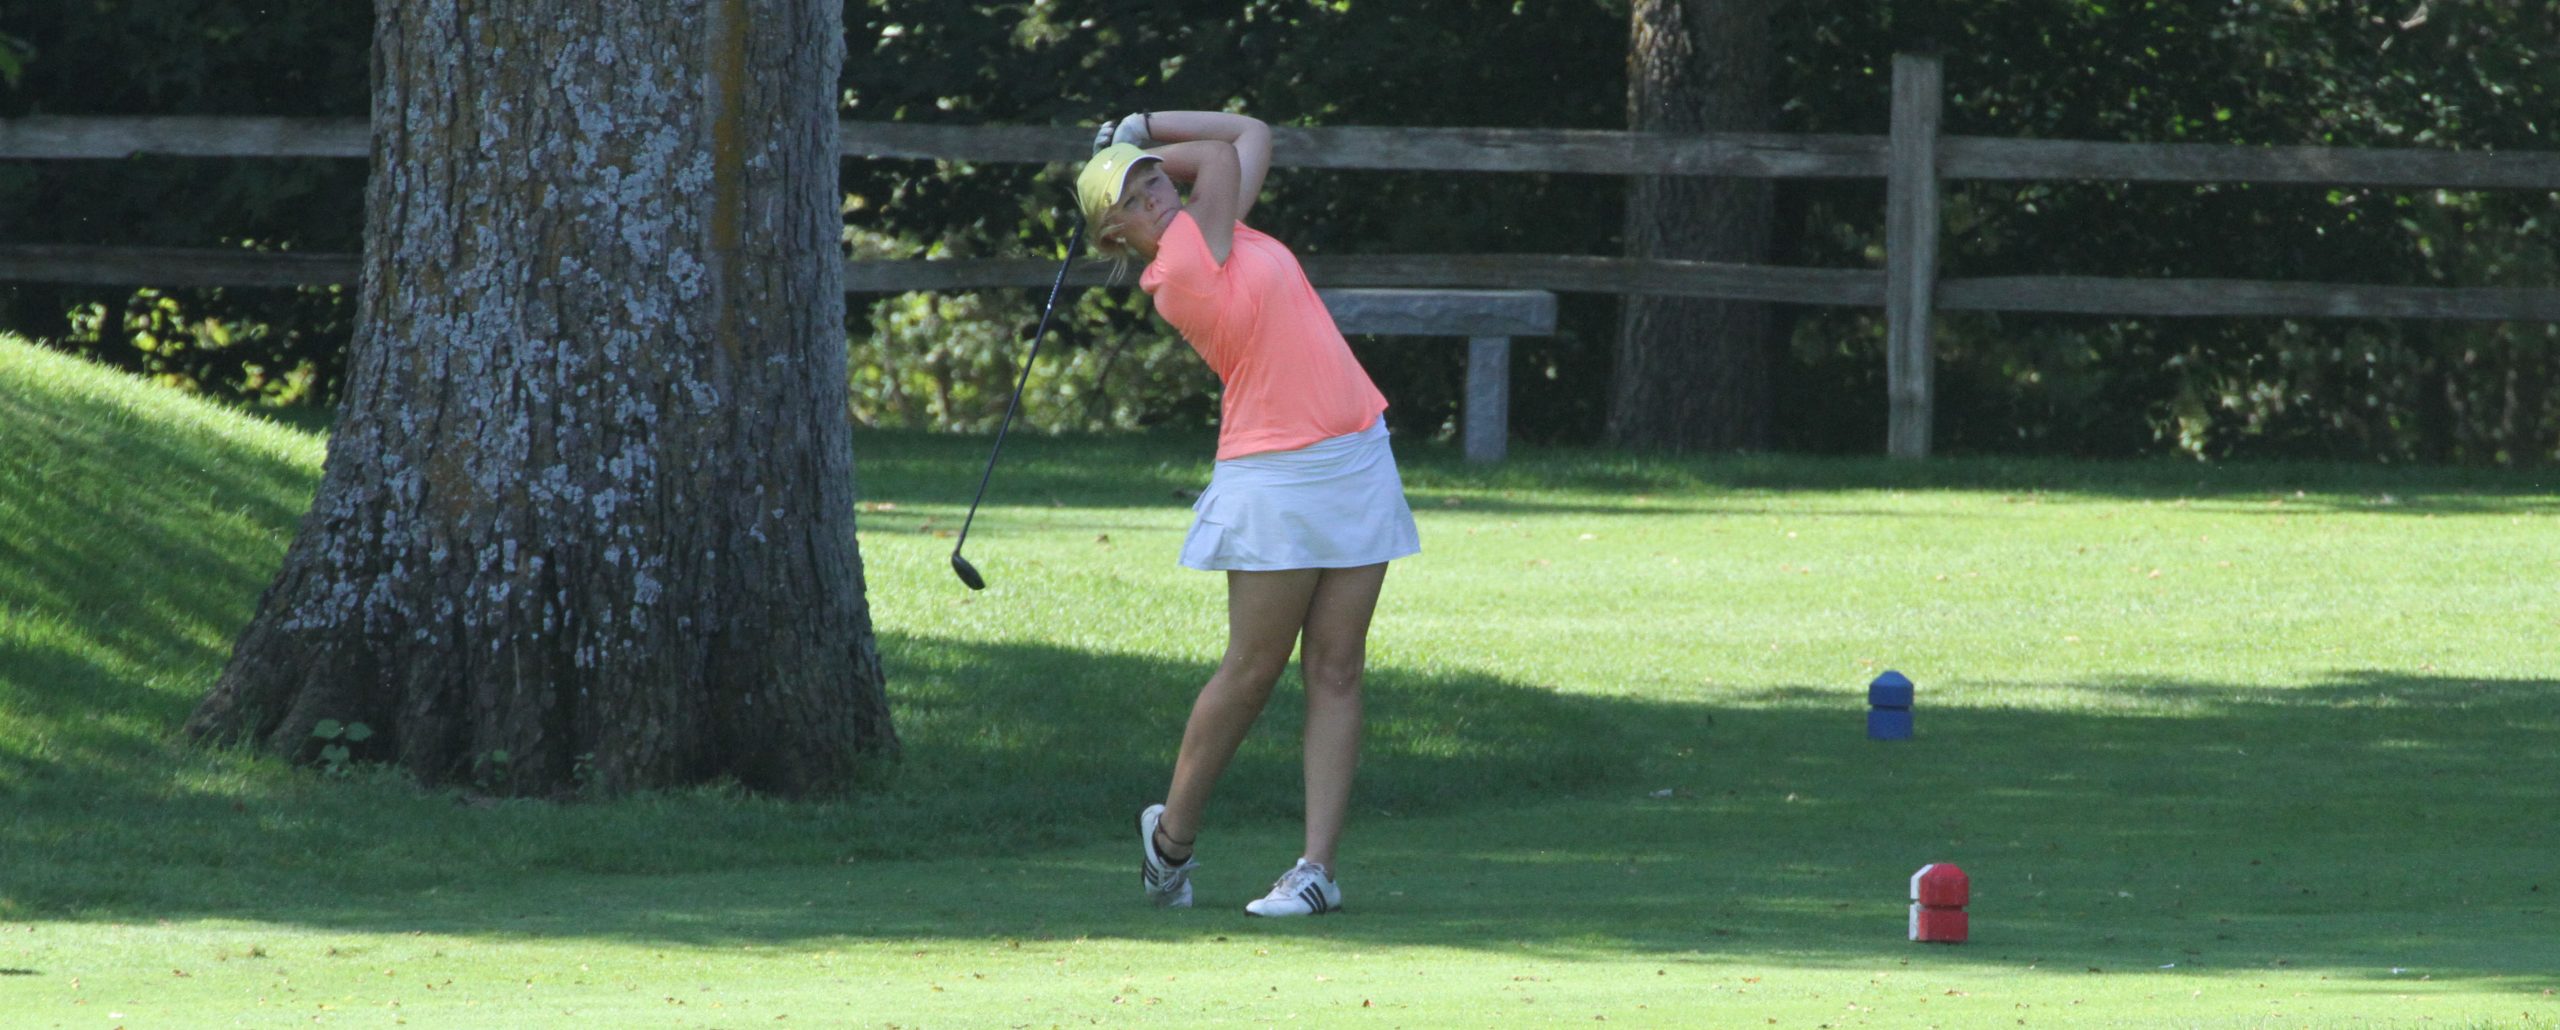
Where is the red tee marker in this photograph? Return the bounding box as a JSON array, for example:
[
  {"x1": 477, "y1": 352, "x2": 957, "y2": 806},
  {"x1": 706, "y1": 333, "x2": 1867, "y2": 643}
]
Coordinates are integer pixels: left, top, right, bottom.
[{"x1": 1909, "y1": 863, "x2": 1970, "y2": 943}]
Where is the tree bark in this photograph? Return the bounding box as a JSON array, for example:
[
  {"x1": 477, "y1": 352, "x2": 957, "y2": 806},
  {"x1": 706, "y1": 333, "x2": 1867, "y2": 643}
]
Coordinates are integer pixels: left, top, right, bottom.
[
  {"x1": 185, "y1": 0, "x2": 897, "y2": 796},
  {"x1": 1609, "y1": 0, "x2": 1777, "y2": 451}
]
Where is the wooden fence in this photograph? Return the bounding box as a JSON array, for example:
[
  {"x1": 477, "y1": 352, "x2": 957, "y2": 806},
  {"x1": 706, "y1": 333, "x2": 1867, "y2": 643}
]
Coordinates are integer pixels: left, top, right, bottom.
[{"x1": 6, "y1": 54, "x2": 2558, "y2": 456}]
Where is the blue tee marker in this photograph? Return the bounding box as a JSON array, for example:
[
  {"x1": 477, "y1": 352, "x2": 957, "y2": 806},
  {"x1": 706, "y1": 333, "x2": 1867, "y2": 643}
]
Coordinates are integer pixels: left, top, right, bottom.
[{"x1": 1868, "y1": 670, "x2": 1915, "y2": 740}]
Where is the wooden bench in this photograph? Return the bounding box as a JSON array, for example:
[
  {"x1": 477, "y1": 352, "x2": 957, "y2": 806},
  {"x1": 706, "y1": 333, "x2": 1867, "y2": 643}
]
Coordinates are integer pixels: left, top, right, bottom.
[{"x1": 1317, "y1": 289, "x2": 1558, "y2": 463}]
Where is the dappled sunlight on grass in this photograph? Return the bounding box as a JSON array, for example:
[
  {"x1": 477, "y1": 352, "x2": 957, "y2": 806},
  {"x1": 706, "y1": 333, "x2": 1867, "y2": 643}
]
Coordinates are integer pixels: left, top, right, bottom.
[
  {"x1": 3, "y1": 336, "x2": 2556, "y2": 1022},
  {"x1": 0, "y1": 339, "x2": 320, "y2": 821},
  {"x1": 871, "y1": 630, "x2": 1651, "y2": 847}
]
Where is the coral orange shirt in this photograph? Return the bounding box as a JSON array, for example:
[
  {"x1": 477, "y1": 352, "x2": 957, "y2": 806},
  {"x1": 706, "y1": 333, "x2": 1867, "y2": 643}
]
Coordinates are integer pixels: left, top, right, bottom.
[{"x1": 1141, "y1": 211, "x2": 1388, "y2": 460}]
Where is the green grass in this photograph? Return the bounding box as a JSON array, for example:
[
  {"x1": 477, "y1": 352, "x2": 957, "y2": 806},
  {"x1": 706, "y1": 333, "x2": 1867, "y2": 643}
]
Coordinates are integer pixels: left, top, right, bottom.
[{"x1": 3, "y1": 331, "x2": 2557, "y2": 1026}]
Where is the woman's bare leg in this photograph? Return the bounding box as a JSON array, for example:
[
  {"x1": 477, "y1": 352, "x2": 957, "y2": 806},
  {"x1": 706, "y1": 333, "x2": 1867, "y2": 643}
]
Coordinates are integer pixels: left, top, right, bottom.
[
  {"x1": 1157, "y1": 569, "x2": 1322, "y2": 857},
  {"x1": 1293, "y1": 563, "x2": 1388, "y2": 870}
]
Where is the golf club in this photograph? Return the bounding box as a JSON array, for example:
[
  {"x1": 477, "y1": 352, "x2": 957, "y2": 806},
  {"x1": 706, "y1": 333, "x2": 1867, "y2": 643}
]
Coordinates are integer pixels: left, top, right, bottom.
[{"x1": 950, "y1": 217, "x2": 1086, "y2": 590}]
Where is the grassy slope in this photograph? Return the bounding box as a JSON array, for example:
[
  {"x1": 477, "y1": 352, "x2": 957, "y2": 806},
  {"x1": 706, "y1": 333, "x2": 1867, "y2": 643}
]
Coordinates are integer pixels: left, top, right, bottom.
[
  {"x1": 1, "y1": 332, "x2": 2556, "y2": 1026},
  {"x1": 0, "y1": 336, "x2": 321, "y2": 828}
]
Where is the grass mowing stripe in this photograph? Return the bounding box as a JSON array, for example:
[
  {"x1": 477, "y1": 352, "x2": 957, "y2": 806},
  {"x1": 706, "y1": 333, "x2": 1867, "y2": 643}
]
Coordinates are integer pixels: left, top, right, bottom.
[{"x1": 2, "y1": 333, "x2": 2555, "y2": 1024}]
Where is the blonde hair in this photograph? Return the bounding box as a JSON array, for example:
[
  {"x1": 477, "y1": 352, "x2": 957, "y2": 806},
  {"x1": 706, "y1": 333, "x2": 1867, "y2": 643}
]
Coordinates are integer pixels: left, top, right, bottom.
[
  {"x1": 1085, "y1": 212, "x2": 1142, "y2": 283},
  {"x1": 1087, "y1": 212, "x2": 1141, "y2": 262}
]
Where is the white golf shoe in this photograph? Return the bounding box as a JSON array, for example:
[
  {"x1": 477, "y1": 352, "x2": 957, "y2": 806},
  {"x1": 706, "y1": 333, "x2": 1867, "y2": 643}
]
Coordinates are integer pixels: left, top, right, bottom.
[
  {"x1": 1244, "y1": 858, "x2": 1341, "y2": 917},
  {"x1": 1137, "y1": 804, "x2": 1196, "y2": 908}
]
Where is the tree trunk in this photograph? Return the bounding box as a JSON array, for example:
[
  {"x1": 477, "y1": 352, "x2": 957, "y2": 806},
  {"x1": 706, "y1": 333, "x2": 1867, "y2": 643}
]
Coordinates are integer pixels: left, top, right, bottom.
[
  {"x1": 1609, "y1": 0, "x2": 1776, "y2": 451},
  {"x1": 185, "y1": 0, "x2": 898, "y2": 796}
]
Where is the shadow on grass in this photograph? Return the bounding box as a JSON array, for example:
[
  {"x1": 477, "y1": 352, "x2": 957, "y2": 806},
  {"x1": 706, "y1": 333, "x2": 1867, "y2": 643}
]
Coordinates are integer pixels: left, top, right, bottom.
[
  {"x1": 5, "y1": 637, "x2": 2555, "y2": 987},
  {"x1": 0, "y1": 629, "x2": 1667, "y2": 913},
  {"x1": 0, "y1": 375, "x2": 316, "y2": 783},
  {"x1": 798, "y1": 668, "x2": 2558, "y2": 990},
  {"x1": 0, "y1": 381, "x2": 314, "y2": 654},
  {"x1": 1444, "y1": 447, "x2": 2559, "y2": 514},
  {"x1": 853, "y1": 429, "x2": 2558, "y2": 519}
]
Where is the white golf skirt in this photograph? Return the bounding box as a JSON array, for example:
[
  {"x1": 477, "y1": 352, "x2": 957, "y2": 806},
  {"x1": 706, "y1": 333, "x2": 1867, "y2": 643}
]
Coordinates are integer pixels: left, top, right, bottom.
[{"x1": 1179, "y1": 420, "x2": 1422, "y2": 572}]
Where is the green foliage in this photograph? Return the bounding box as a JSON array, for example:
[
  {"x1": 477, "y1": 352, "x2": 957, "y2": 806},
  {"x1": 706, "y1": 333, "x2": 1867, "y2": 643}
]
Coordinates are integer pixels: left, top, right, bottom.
[
  {"x1": 478, "y1": 749, "x2": 512, "y2": 784},
  {"x1": 853, "y1": 287, "x2": 1224, "y2": 433},
  {"x1": 0, "y1": 32, "x2": 31, "y2": 88},
  {"x1": 7, "y1": 2, "x2": 2555, "y2": 459},
  {"x1": 840, "y1": 0, "x2": 1628, "y2": 443},
  {"x1": 309, "y1": 719, "x2": 374, "y2": 777},
  {"x1": 844, "y1": 0, "x2": 2560, "y2": 460},
  {"x1": 60, "y1": 285, "x2": 342, "y2": 406},
  {"x1": 1772, "y1": 0, "x2": 2560, "y2": 460},
  {"x1": 843, "y1": 227, "x2": 1220, "y2": 433},
  {"x1": 0, "y1": 2, "x2": 369, "y2": 412}
]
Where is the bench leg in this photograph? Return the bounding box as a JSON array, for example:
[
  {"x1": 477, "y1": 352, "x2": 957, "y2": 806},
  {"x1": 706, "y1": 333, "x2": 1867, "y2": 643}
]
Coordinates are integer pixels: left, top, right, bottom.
[{"x1": 1464, "y1": 336, "x2": 1510, "y2": 464}]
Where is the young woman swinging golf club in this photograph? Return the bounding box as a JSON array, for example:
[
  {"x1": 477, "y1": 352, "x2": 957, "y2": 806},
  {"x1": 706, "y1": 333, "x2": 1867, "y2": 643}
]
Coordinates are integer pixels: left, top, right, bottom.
[{"x1": 1079, "y1": 111, "x2": 1419, "y2": 916}]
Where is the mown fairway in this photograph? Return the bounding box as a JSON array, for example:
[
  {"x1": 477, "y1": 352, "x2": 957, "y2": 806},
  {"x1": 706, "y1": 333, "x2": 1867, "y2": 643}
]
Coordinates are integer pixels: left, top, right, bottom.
[{"x1": 2, "y1": 336, "x2": 2555, "y2": 1027}]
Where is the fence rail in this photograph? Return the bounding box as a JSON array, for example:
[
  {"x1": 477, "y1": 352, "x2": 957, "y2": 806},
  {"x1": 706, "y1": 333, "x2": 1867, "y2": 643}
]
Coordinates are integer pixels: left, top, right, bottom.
[
  {"x1": 13, "y1": 115, "x2": 2560, "y2": 190},
  {"x1": 7, "y1": 54, "x2": 2558, "y2": 456},
  {"x1": 20, "y1": 245, "x2": 2554, "y2": 324},
  {"x1": 0, "y1": 245, "x2": 357, "y2": 289}
]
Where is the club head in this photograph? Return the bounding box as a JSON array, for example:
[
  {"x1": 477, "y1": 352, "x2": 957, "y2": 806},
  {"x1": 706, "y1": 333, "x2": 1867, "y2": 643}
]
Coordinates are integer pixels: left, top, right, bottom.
[{"x1": 950, "y1": 552, "x2": 987, "y2": 591}]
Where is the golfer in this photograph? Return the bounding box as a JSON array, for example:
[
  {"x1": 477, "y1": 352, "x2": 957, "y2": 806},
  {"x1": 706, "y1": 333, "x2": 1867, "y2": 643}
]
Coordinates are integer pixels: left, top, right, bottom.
[{"x1": 1078, "y1": 111, "x2": 1419, "y2": 916}]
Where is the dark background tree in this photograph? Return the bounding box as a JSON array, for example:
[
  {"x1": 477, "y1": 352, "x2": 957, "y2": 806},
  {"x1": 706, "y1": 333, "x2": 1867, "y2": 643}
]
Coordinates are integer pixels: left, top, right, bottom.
[
  {"x1": 1610, "y1": 0, "x2": 1777, "y2": 452},
  {"x1": 5, "y1": 0, "x2": 2555, "y2": 461},
  {"x1": 1770, "y1": 1, "x2": 2560, "y2": 461},
  {"x1": 181, "y1": 0, "x2": 898, "y2": 796},
  {"x1": 0, "y1": 1, "x2": 369, "y2": 406},
  {"x1": 837, "y1": 0, "x2": 1631, "y2": 444}
]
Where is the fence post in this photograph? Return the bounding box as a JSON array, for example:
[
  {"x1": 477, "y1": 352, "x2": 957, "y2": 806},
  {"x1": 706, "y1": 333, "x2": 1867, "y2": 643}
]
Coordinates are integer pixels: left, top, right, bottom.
[
  {"x1": 1464, "y1": 336, "x2": 1512, "y2": 463},
  {"x1": 1885, "y1": 52, "x2": 1944, "y2": 459}
]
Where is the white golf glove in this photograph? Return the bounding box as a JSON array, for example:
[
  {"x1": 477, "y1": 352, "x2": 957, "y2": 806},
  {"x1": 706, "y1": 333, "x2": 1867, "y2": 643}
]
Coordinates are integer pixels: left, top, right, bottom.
[{"x1": 1092, "y1": 112, "x2": 1155, "y2": 153}]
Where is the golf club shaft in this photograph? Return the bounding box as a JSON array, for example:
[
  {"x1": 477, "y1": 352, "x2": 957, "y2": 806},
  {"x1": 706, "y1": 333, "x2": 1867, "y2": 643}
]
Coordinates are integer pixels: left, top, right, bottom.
[{"x1": 953, "y1": 220, "x2": 1083, "y2": 553}]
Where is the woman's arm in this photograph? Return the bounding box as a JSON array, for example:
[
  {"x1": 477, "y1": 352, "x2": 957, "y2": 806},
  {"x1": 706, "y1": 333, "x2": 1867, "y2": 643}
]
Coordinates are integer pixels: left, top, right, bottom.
[
  {"x1": 1140, "y1": 112, "x2": 1271, "y2": 220},
  {"x1": 1148, "y1": 139, "x2": 1243, "y2": 264},
  {"x1": 1132, "y1": 112, "x2": 1268, "y2": 266}
]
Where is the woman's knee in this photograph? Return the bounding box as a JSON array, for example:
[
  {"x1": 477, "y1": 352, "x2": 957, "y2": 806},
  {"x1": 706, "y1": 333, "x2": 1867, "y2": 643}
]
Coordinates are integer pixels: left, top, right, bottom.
[
  {"x1": 1213, "y1": 647, "x2": 1294, "y2": 698},
  {"x1": 1299, "y1": 651, "x2": 1365, "y2": 702}
]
